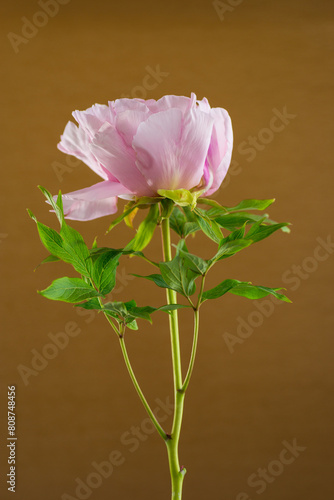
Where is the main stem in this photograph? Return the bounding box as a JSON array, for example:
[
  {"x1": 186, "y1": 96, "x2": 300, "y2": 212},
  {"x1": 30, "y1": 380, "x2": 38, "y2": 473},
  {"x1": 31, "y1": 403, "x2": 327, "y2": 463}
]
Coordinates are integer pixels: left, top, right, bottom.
[{"x1": 161, "y1": 218, "x2": 186, "y2": 499}]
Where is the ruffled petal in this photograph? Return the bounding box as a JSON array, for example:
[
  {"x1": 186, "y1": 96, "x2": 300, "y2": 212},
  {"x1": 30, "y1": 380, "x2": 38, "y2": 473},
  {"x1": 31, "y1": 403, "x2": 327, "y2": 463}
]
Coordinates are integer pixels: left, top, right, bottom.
[
  {"x1": 57, "y1": 121, "x2": 109, "y2": 180},
  {"x1": 72, "y1": 104, "x2": 114, "y2": 139},
  {"x1": 144, "y1": 93, "x2": 197, "y2": 114},
  {"x1": 90, "y1": 123, "x2": 154, "y2": 196},
  {"x1": 59, "y1": 181, "x2": 132, "y2": 221},
  {"x1": 133, "y1": 107, "x2": 214, "y2": 192}
]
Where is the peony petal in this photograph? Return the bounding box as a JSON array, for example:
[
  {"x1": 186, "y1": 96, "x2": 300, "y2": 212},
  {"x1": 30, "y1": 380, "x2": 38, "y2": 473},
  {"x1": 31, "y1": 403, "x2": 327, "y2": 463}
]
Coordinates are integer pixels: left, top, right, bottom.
[
  {"x1": 90, "y1": 123, "x2": 154, "y2": 196},
  {"x1": 115, "y1": 109, "x2": 150, "y2": 147},
  {"x1": 58, "y1": 121, "x2": 109, "y2": 180},
  {"x1": 144, "y1": 94, "x2": 197, "y2": 114},
  {"x1": 72, "y1": 104, "x2": 114, "y2": 139},
  {"x1": 203, "y1": 108, "x2": 233, "y2": 195},
  {"x1": 133, "y1": 107, "x2": 214, "y2": 192},
  {"x1": 59, "y1": 181, "x2": 132, "y2": 221},
  {"x1": 110, "y1": 98, "x2": 149, "y2": 114}
]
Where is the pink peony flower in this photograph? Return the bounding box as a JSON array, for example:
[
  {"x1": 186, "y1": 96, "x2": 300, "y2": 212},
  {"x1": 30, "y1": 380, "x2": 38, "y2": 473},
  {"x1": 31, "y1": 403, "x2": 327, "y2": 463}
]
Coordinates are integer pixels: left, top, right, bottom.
[{"x1": 57, "y1": 93, "x2": 233, "y2": 220}]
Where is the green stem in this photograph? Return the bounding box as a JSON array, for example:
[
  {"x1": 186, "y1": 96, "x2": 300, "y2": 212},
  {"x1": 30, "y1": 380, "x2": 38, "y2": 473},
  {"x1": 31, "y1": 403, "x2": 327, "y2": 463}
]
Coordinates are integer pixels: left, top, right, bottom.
[
  {"x1": 161, "y1": 217, "x2": 186, "y2": 500},
  {"x1": 118, "y1": 330, "x2": 167, "y2": 441},
  {"x1": 181, "y1": 308, "x2": 199, "y2": 393},
  {"x1": 182, "y1": 276, "x2": 205, "y2": 392},
  {"x1": 97, "y1": 288, "x2": 167, "y2": 442}
]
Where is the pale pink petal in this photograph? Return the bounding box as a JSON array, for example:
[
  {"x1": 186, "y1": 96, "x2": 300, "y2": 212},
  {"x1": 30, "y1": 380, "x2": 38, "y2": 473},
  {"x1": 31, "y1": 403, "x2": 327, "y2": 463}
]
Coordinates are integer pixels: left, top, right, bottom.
[
  {"x1": 90, "y1": 123, "x2": 154, "y2": 196},
  {"x1": 115, "y1": 109, "x2": 150, "y2": 147},
  {"x1": 133, "y1": 107, "x2": 214, "y2": 191},
  {"x1": 144, "y1": 93, "x2": 197, "y2": 114},
  {"x1": 57, "y1": 121, "x2": 109, "y2": 180},
  {"x1": 58, "y1": 181, "x2": 132, "y2": 221},
  {"x1": 110, "y1": 99, "x2": 149, "y2": 114},
  {"x1": 72, "y1": 103, "x2": 114, "y2": 139},
  {"x1": 196, "y1": 96, "x2": 211, "y2": 113},
  {"x1": 203, "y1": 108, "x2": 233, "y2": 195}
]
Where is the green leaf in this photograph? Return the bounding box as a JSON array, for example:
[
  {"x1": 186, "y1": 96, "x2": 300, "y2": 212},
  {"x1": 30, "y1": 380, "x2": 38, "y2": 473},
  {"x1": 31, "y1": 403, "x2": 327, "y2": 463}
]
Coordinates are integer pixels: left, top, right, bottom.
[
  {"x1": 133, "y1": 273, "x2": 170, "y2": 289},
  {"x1": 39, "y1": 277, "x2": 100, "y2": 303},
  {"x1": 197, "y1": 198, "x2": 228, "y2": 211},
  {"x1": 124, "y1": 204, "x2": 159, "y2": 252},
  {"x1": 210, "y1": 239, "x2": 252, "y2": 264},
  {"x1": 126, "y1": 319, "x2": 139, "y2": 330},
  {"x1": 224, "y1": 199, "x2": 275, "y2": 212},
  {"x1": 92, "y1": 249, "x2": 121, "y2": 295},
  {"x1": 169, "y1": 206, "x2": 200, "y2": 238},
  {"x1": 202, "y1": 279, "x2": 247, "y2": 300},
  {"x1": 246, "y1": 221, "x2": 291, "y2": 243},
  {"x1": 75, "y1": 297, "x2": 102, "y2": 310},
  {"x1": 202, "y1": 279, "x2": 291, "y2": 303},
  {"x1": 177, "y1": 248, "x2": 209, "y2": 275},
  {"x1": 30, "y1": 190, "x2": 93, "y2": 277},
  {"x1": 229, "y1": 283, "x2": 291, "y2": 302},
  {"x1": 34, "y1": 254, "x2": 60, "y2": 271},
  {"x1": 60, "y1": 223, "x2": 93, "y2": 277},
  {"x1": 107, "y1": 203, "x2": 138, "y2": 233},
  {"x1": 159, "y1": 256, "x2": 197, "y2": 296},
  {"x1": 38, "y1": 186, "x2": 64, "y2": 225},
  {"x1": 160, "y1": 198, "x2": 174, "y2": 219},
  {"x1": 194, "y1": 210, "x2": 222, "y2": 243},
  {"x1": 214, "y1": 213, "x2": 269, "y2": 231},
  {"x1": 169, "y1": 207, "x2": 187, "y2": 237}
]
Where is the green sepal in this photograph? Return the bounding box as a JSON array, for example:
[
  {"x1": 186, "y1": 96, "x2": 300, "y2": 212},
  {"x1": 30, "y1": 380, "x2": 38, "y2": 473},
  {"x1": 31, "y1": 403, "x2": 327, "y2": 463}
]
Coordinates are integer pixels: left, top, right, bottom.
[
  {"x1": 158, "y1": 188, "x2": 202, "y2": 209},
  {"x1": 124, "y1": 204, "x2": 159, "y2": 252}
]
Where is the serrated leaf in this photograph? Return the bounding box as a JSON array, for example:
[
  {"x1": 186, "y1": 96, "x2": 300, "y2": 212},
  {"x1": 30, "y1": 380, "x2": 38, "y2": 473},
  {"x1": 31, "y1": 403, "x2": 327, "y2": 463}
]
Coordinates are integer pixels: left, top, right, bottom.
[
  {"x1": 39, "y1": 277, "x2": 100, "y2": 303},
  {"x1": 124, "y1": 204, "x2": 159, "y2": 252}
]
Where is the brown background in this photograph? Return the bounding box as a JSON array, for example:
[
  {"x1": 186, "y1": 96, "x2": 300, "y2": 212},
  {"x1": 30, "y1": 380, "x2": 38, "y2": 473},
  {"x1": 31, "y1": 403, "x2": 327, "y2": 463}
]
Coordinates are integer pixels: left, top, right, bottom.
[{"x1": 1, "y1": 0, "x2": 333, "y2": 499}]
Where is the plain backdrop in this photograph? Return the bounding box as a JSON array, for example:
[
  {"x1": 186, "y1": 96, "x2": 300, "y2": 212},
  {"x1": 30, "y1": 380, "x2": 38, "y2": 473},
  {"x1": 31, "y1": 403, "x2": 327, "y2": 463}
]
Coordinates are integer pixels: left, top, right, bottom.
[{"x1": 0, "y1": 0, "x2": 333, "y2": 499}]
